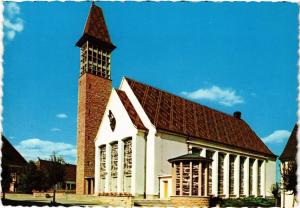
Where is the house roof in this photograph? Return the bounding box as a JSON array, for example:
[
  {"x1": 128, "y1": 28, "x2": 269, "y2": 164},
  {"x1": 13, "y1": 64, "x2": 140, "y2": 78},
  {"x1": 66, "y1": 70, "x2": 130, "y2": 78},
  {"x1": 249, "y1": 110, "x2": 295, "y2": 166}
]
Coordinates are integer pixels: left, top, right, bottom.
[
  {"x1": 2, "y1": 135, "x2": 27, "y2": 167},
  {"x1": 76, "y1": 3, "x2": 116, "y2": 51},
  {"x1": 116, "y1": 89, "x2": 147, "y2": 131},
  {"x1": 125, "y1": 77, "x2": 275, "y2": 158},
  {"x1": 168, "y1": 153, "x2": 212, "y2": 163},
  {"x1": 279, "y1": 124, "x2": 297, "y2": 162}
]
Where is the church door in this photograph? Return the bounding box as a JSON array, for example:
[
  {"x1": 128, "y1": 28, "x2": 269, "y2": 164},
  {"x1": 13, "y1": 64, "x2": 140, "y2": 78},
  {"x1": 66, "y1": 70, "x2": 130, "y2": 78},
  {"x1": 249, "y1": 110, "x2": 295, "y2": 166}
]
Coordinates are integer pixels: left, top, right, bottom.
[{"x1": 164, "y1": 181, "x2": 169, "y2": 199}]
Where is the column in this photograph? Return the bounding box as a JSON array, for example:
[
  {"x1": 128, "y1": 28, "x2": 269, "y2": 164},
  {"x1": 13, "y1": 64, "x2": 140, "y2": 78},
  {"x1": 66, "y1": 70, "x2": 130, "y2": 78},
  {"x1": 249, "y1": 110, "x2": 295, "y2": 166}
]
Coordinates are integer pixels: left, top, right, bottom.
[
  {"x1": 212, "y1": 151, "x2": 219, "y2": 196},
  {"x1": 262, "y1": 160, "x2": 266, "y2": 197},
  {"x1": 180, "y1": 162, "x2": 183, "y2": 196},
  {"x1": 105, "y1": 144, "x2": 112, "y2": 193},
  {"x1": 234, "y1": 155, "x2": 240, "y2": 197},
  {"x1": 189, "y1": 162, "x2": 192, "y2": 196},
  {"x1": 244, "y1": 157, "x2": 250, "y2": 196},
  {"x1": 117, "y1": 140, "x2": 124, "y2": 193},
  {"x1": 205, "y1": 163, "x2": 208, "y2": 196},
  {"x1": 224, "y1": 153, "x2": 230, "y2": 198},
  {"x1": 253, "y1": 159, "x2": 258, "y2": 196},
  {"x1": 198, "y1": 162, "x2": 202, "y2": 196}
]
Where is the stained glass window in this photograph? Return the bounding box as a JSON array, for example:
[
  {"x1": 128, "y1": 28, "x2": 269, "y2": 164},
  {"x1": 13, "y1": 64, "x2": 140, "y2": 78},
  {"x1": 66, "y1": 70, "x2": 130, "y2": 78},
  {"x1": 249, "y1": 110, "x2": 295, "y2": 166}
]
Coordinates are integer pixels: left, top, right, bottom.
[
  {"x1": 100, "y1": 145, "x2": 106, "y2": 178},
  {"x1": 258, "y1": 160, "x2": 263, "y2": 195},
  {"x1": 206, "y1": 151, "x2": 213, "y2": 195},
  {"x1": 124, "y1": 139, "x2": 132, "y2": 175},
  {"x1": 218, "y1": 153, "x2": 224, "y2": 195},
  {"x1": 111, "y1": 142, "x2": 118, "y2": 177},
  {"x1": 229, "y1": 155, "x2": 235, "y2": 195},
  {"x1": 240, "y1": 157, "x2": 245, "y2": 195},
  {"x1": 249, "y1": 159, "x2": 254, "y2": 195}
]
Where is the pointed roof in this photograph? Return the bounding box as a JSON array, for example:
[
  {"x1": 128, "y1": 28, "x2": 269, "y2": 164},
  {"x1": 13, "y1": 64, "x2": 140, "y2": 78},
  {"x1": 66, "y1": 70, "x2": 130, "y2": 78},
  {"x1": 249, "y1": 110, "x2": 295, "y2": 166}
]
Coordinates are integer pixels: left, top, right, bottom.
[
  {"x1": 124, "y1": 77, "x2": 276, "y2": 158},
  {"x1": 116, "y1": 89, "x2": 147, "y2": 131},
  {"x1": 2, "y1": 135, "x2": 27, "y2": 167},
  {"x1": 76, "y1": 4, "x2": 116, "y2": 51},
  {"x1": 279, "y1": 124, "x2": 297, "y2": 162}
]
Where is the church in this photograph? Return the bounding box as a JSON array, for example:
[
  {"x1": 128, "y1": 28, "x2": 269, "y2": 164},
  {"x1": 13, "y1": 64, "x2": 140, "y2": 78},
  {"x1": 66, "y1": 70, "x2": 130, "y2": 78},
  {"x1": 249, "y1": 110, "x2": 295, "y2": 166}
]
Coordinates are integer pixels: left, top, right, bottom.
[{"x1": 75, "y1": 3, "x2": 276, "y2": 201}]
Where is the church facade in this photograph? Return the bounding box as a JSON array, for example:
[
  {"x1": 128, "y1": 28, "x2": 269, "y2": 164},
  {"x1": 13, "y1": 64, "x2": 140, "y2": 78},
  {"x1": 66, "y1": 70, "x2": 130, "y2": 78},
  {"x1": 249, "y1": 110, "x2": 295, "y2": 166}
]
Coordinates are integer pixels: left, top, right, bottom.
[{"x1": 76, "y1": 4, "x2": 276, "y2": 198}]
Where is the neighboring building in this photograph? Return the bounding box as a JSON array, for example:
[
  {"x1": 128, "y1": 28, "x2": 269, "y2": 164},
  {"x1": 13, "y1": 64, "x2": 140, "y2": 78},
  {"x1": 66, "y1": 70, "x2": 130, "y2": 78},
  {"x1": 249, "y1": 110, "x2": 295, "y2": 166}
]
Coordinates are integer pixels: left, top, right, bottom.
[
  {"x1": 2, "y1": 135, "x2": 28, "y2": 192},
  {"x1": 75, "y1": 3, "x2": 277, "y2": 198},
  {"x1": 35, "y1": 159, "x2": 76, "y2": 191},
  {"x1": 279, "y1": 124, "x2": 297, "y2": 208}
]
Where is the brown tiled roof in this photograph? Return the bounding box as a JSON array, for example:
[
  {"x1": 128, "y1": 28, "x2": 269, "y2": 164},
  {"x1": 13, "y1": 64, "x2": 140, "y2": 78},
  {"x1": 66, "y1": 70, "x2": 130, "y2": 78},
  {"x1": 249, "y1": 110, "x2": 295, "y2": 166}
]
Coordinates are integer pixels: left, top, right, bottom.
[
  {"x1": 2, "y1": 135, "x2": 27, "y2": 167},
  {"x1": 125, "y1": 77, "x2": 275, "y2": 158},
  {"x1": 76, "y1": 4, "x2": 116, "y2": 51},
  {"x1": 279, "y1": 124, "x2": 297, "y2": 161},
  {"x1": 116, "y1": 89, "x2": 147, "y2": 131}
]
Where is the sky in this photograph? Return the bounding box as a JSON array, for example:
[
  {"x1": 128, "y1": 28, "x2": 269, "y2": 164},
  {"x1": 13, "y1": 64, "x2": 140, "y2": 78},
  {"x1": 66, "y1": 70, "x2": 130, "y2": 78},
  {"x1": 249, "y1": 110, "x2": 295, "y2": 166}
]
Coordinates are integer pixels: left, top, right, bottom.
[{"x1": 2, "y1": 2, "x2": 298, "y2": 181}]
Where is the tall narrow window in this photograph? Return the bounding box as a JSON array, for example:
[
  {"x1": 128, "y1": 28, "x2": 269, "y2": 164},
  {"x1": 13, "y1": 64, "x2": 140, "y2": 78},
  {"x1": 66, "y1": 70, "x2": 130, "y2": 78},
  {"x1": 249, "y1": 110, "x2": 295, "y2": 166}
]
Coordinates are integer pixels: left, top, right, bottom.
[
  {"x1": 218, "y1": 153, "x2": 224, "y2": 195},
  {"x1": 182, "y1": 162, "x2": 190, "y2": 196},
  {"x1": 176, "y1": 163, "x2": 180, "y2": 195},
  {"x1": 111, "y1": 142, "x2": 118, "y2": 177},
  {"x1": 100, "y1": 145, "x2": 106, "y2": 178},
  {"x1": 124, "y1": 138, "x2": 132, "y2": 175},
  {"x1": 240, "y1": 157, "x2": 245, "y2": 195},
  {"x1": 206, "y1": 151, "x2": 213, "y2": 195},
  {"x1": 192, "y1": 163, "x2": 199, "y2": 196},
  {"x1": 258, "y1": 160, "x2": 263, "y2": 195},
  {"x1": 249, "y1": 159, "x2": 254, "y2": 195},
  {"x1": 229, "y1": 155, "x2": 235, "y2": 195}
]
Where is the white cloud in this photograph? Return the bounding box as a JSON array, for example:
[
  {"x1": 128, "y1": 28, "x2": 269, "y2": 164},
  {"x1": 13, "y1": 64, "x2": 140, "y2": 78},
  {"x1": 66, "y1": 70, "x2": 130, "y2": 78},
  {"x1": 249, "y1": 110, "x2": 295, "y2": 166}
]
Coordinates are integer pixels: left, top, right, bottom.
[
  {"x1": 262, "y1": 130, "x2": 291, "y2": 144},
  {"x1": 50, "y1": 128, "x2": 61, "y2": 132},
  {"x1": 181, "y1": 85, "x2": 244, "y2": 107},
  {"x1": 4, "y1": 2, "x2": 24, "y2": 41},
  {"x1": 56, "y1": 113, "x2": 68, "y2": 119},
  {"x1": 15, "y1": 138, "x2": 76, "y2": 164}
]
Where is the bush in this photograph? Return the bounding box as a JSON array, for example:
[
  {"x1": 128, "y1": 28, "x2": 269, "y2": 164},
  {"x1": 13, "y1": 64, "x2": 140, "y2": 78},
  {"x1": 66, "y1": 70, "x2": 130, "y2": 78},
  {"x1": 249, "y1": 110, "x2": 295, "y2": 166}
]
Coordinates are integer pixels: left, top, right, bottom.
[{"x1": 221, "y1": 196, "x2": 275, "y2": 207}]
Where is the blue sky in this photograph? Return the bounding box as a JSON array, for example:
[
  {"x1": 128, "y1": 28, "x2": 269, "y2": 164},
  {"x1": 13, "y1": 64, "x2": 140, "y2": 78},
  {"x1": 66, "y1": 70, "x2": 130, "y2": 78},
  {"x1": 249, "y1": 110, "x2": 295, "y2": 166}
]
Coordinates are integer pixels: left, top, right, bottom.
[{"x1": 3, "y1": 2, "x2": 298, "y2": 180}]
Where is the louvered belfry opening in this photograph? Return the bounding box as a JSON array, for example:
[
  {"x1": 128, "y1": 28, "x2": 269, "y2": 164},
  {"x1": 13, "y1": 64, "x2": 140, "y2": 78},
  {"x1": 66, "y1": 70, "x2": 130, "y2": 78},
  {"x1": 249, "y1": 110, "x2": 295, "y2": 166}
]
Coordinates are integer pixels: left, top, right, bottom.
[{"x1": 169, "y1": 153, "x2": 212, "y2": 197}]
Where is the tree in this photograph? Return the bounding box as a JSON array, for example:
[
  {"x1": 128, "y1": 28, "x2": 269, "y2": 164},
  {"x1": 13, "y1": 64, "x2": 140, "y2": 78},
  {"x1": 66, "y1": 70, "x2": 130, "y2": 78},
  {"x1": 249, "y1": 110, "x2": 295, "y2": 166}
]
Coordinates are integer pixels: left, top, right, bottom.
[
  {"x1": 270, "y1": 182, "x2": 280, "y2": 206},
  {"x1": 45, "y1": 152, "x2": 66, "y2": 204},
  {"x1": 18, "y1": 161, "x2": 47, "y2": 193},
  {"x1": 281, "y1": 161, "x2": 297, "y2": 206},
  {"x1": 1, "y1": 165, "x2": 12, "y2": 200}
]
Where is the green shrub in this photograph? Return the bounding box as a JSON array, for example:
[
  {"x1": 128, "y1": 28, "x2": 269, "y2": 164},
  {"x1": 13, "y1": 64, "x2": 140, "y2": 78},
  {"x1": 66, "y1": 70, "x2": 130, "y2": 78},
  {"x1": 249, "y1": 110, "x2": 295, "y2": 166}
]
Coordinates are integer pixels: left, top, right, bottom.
[{"x1": 221, "y1": 196, "x2": 275, "y2": 207}]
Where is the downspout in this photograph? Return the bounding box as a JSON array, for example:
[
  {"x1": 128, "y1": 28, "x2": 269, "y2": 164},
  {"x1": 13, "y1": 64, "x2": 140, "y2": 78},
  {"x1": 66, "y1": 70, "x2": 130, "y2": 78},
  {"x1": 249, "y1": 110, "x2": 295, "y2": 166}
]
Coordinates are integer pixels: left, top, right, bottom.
[{"x1": 143, "y1": 131, "x2": 148, "y2": 199}]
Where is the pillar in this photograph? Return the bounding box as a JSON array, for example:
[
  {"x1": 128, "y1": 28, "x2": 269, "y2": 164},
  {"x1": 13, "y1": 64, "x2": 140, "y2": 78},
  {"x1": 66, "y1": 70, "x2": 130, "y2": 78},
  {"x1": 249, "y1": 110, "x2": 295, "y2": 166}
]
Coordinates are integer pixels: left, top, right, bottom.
[
  {"x1": 117, "y1": 140, "x2": 124, "y2": 193},
  {"x1": 94, "y1": 146, "x2": 100, "y2": 195},
  {"x1": 234, "y1": 155, "x2": 240, "y2": 197},
  {"x1": 212, "y1": 151, "x2": 219, "y2": 196},
  {"x1": 253, "y1": 159, "x2": 258, "y2": 196},
  {"x1": 244, "y1": 157, "x2": 250, "y2": 196},
  {"x1": 172, "y1": 164, "x2": 176, "y2": 196},
  {"x1": 199, "y1": 162, "x2": 202, "y2": 196},
  {"x1": 224, "y1": 153, "x2": 230, "y2": 198},
  {"x1": 105, "y1": 144, "x2": 112, "y2": 192},
  {"x1": 205, "y1": 163, "x2": 208, "y2": 196},
  {"x1": 262, "y1": 160, "x2": 266, "y2": 197},
  {"x1": 201, "y1": 148, "x2": 206, "y2": 157}
]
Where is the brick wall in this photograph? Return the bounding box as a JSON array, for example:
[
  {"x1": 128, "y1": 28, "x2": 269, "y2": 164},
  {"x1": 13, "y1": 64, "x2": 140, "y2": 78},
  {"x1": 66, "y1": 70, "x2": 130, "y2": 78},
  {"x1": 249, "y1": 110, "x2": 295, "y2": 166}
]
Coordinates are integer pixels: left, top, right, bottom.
[{"x1": 76, "y1": 73, "x2": 112, "y2": 194}]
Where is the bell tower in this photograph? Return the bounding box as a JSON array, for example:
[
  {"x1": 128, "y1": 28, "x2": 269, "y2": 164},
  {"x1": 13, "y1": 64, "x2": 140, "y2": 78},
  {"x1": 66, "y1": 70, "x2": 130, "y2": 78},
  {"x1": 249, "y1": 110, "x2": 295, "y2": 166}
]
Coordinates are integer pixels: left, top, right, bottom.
[{"x1": 76, "y1": 3, "x2": 116, "y2": 195}]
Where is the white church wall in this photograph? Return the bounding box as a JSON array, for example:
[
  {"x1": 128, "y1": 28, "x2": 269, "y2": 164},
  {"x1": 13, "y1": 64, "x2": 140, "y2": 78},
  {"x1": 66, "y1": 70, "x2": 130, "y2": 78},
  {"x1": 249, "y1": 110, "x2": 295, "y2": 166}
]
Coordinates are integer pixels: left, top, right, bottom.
[
  {"x1": 94, "y1": 89, "x2": 140, "y2": 195},
  {"x1": 265, "y1": 159, "x2": 276, "y2": 197}
]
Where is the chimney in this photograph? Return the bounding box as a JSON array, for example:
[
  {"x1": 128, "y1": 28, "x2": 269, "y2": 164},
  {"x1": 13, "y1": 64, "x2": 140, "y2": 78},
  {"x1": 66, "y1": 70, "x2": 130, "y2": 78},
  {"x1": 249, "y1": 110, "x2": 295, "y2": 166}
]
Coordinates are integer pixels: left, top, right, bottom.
[{"x1": 233, "y1": 111, "x2": 241, "y2": 119}]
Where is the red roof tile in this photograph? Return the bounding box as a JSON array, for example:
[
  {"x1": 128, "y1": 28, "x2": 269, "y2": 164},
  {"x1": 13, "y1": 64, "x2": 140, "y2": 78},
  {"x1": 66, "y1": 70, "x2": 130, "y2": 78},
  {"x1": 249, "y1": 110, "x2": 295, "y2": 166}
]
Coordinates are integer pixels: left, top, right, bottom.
[
  {"x1": 76, "y1": 4, "x2": 115, "y2": 51},
  {"x1": 125, "y1": 77, "x2": 275, "y2": 158},
  {"x1": 116, "y1": 89, "x2": 147, "y2": 131},
  {"x1": 279, "y1": 124, "x2": 297, "y2": 161}
]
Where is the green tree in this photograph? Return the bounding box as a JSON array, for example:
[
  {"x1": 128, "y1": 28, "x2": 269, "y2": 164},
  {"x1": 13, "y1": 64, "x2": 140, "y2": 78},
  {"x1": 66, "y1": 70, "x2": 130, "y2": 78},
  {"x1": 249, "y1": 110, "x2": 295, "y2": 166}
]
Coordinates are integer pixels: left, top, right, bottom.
[
  {"x1": 1, "y1": 165, "x2": 12, "y2": 200},
  {"x1": 19, "y1": 161, "x2": 47, "y2": 193},
  {"x1": 45, "y1": 152, "x2": 66, "y2": 204}
]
